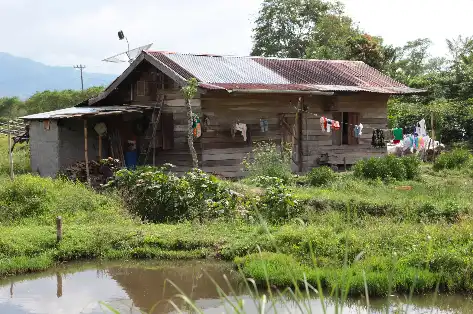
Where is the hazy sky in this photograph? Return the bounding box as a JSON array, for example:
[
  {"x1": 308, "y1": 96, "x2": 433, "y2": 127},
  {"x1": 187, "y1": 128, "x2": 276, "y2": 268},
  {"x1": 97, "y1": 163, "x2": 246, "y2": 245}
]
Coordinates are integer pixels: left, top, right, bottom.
[{"x1": 0, "y1": 0, "x2": 472, "y2": 75}]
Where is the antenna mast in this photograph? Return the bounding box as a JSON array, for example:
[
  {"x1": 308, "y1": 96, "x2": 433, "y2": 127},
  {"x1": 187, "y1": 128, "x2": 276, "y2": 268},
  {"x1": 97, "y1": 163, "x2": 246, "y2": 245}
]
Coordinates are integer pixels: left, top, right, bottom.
[{"x1": 103, "y1": 30, "x2": 153, "y2": 64}]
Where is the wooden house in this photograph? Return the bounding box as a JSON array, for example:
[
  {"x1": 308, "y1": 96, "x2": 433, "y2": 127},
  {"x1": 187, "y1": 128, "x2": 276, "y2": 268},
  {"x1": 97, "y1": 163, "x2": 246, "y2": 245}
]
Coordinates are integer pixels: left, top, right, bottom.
[{"x1": 22, "y1": 51, "x2": 423, "y2": 178}]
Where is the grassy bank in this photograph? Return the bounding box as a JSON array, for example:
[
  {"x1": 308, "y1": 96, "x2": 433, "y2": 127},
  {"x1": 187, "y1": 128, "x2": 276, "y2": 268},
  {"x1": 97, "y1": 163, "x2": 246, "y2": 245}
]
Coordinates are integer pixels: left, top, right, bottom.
[
  {"x1": 2, "y1": 135, "x2": 473, "y2": 297},
  {"x1": 0, "y1": 135, "x2": 30, "y2": 176}
]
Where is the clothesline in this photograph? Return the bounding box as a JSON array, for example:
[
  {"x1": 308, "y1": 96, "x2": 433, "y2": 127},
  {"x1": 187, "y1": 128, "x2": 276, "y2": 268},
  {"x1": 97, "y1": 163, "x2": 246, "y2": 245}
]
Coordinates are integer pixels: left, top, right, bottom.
[{"x1": 289, "y1": 104, "x2": 424, "y2": 133}]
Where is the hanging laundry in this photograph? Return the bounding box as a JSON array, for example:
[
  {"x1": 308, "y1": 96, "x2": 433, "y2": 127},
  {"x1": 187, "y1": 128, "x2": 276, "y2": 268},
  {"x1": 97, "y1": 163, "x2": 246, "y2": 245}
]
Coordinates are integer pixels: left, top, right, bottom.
[
  {"x1": 393, "y1": 128, "x2": 403, "y2": 141},
  {"x1": 354, "y1": 124, "x2": 364, "y2": 138},
  {"x1": 416, "y1": 119, "x2": 427, "y2": 137},
  {"x1": 332, "y1": 120, "x2": 340, "y2": 131},
  {"x1": 259, "y1": 119, "x2": 269, "y2": 132},
  {"x1": 320, "y1": 117, "x2": 340, "y2": 133},
  {"x1": 319, "y1": 117, "x2": 326, "y2": 132},
  {"x1": 371, "y1": 129, "x2": 385, "y2": 148},
  {"x1": 232, "y1": 123, "x2": 248, "y2": 141},
  {"x1": 192, "y1": 114, "x2": 202, "y2": 138}
]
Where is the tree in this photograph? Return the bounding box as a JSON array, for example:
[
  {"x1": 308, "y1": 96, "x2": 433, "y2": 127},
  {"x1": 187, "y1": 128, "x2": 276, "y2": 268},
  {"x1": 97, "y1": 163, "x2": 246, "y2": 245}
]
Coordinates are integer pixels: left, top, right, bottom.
[
  {"x1": 0, "y1": 97, "x2": 22, "y2": 120},
  {"x1": 181, "y1": 78, "x2": 199, "y2": 168},
  {"x1": 252, "y1": 0, "x2": 394, "y2": 70},
  {"x1": 346, "y1": 34, "x2": 395, "y2": 70},
  {"x1": 251, "y1": 0, "x2": 342, "y2": 58},
  {"x1": 305, "y1": 12, "x2": 359, "y2": 60}
]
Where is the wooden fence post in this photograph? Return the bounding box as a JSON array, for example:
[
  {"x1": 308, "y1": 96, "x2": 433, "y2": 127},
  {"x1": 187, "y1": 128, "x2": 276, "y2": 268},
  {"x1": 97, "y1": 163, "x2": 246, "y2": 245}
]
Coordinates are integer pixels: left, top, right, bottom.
[{"x1": 56, "y1": 216, "x2": 62, "y2": 242}]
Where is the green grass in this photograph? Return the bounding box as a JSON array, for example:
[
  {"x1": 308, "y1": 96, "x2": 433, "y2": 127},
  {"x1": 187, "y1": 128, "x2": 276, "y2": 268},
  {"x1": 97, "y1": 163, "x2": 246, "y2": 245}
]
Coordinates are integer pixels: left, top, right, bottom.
[
  {"x1": 2, "y1": 139, "x2": 473, "y2": 298},
  {"x1": 291, "y1": 170, "x2": 473, "y2": 222},
  {"x1": 0, "y1": 135, "x2": 30, "y2": 175}
]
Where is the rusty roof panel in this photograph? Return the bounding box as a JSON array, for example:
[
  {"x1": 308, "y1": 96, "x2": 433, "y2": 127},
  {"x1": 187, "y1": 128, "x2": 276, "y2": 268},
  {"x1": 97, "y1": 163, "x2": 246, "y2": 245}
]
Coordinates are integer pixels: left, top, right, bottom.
[{"x1": 144, "y1": 51, "x2": 424, "y2": 95}]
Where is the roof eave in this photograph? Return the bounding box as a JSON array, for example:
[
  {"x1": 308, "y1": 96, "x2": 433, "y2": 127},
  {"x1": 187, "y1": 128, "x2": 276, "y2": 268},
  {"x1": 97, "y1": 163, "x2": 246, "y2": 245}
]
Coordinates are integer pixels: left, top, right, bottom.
[{"x1": 227, "y1": 89, "x2": 334, "y2": 96}]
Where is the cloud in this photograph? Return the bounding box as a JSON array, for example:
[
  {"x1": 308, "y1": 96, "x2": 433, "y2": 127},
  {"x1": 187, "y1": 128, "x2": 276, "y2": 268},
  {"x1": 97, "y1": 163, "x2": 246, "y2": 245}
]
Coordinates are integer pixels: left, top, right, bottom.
[
  {"x1": 1, "y1": 0, "x2": 472, "y2": 75},
  {"x1": 0, "y1": 0, "x2": 261, "y2": 74}
]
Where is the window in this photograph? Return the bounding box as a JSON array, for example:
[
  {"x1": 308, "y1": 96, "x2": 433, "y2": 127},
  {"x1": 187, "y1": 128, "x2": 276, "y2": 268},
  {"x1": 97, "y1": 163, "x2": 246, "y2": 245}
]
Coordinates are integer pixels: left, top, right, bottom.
[{"x1": 332, "y1": 112, "x2": 360, "y2": 145}]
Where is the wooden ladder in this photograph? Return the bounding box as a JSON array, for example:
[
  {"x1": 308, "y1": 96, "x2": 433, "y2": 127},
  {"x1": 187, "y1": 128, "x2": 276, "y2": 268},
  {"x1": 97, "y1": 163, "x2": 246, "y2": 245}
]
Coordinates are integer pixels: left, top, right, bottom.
[{"x1": 141, "y1": 94, "x2": 165, "y2": 165}]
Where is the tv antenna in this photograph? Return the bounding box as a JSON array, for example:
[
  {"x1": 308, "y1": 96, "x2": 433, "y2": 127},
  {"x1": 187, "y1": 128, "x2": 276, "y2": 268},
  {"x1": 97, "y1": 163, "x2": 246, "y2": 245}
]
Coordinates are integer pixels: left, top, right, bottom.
[{"x1": 102, "y1": 30, "x2": 152, "y2": 64}]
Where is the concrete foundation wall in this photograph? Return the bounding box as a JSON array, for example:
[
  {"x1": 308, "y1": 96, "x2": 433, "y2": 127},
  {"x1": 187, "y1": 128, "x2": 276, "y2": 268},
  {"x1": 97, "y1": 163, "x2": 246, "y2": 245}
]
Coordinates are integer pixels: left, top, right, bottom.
[
  {"x1": 29, "y1": 120, "x2": 59, "y2": 177},
  {"x1": 58, "y1": 119, "x2": 103, "y2": 170}
]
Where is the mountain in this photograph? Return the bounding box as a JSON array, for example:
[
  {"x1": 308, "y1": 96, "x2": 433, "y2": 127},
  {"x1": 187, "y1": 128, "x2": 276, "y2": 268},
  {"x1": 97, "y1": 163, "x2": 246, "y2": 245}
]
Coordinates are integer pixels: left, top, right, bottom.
[{"x1": 0, "y1": 52, "x2": 117, "y2": 98}]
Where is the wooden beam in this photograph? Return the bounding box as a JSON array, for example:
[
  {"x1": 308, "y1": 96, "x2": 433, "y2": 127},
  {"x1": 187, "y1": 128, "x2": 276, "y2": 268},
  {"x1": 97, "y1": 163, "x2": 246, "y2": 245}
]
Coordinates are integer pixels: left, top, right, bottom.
[
  {"x1": 297, "y1": 97, "x2": 303, "y2": 173},
  {"x1": 88, "y1": 53, "x2": 146, "y2": 105},
  {"x1": 143, "y1": 53, "x2": 188, "y2": 87},
  {"x1": 84, "y1": 119, "x2": 90, "y2": 185},
  {"x1": 98, "y1": 135, "x2": 102, "y2": 160}
]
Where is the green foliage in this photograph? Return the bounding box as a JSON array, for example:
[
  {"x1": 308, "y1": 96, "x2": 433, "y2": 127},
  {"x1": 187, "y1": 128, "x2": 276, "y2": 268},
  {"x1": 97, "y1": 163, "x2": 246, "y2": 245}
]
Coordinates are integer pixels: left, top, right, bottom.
[
  {"x1": 402, "y1": 155, "x2": 422, "y2": 180},
  {"x1": 433, "y1": 149, "x2": 472, "y2": 171},
  {"x1": 251, "y1": 0, "x2": 339, "y2": 58},
  {"x1": 353, "y1": 155, "x2": 421, "y2": 181},
  {"x1": 307, "y1": 166, "x2": 336, "y2": 187},
  {"x1": 0, "y1": 174, "x2": 125, "y2": 225},
  {"x1": 181, "y1": 78, "x2": 198, "y2": 100},
  {"x1": 258, "y1": 177, "x2": 302, "y2": 223},
  {"x1": 252, "y1": 0, "x2": 398, "y2": 70},
  {"x1": 0, "y1": 97, "x2": 22, "y2": 120},
  {"x1": 0, "y1": 87, "x2": 103, "y2": 119},
  {"x1": 0, "y1": 135, "x2": 30, "y2": 175},
  {"x1": 242, "y1": 141, "x2": 292, "y2": 183},
  {"x1": 111, "y1": 166, "x2": 240, "y2": 223}
]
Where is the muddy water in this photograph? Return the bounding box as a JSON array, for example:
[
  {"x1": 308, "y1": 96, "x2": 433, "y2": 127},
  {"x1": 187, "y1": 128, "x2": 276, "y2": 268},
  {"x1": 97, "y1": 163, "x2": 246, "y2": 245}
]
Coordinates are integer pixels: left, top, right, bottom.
[{"x1": 0, "y1": 261, "x2": 472, "y2": 313}]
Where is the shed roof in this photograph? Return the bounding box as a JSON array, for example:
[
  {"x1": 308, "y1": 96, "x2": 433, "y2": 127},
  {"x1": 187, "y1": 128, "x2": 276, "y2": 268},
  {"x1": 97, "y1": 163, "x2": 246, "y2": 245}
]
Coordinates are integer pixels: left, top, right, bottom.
[{"x1": 21, "y1": 105, "x2": 148, "y2": 121}]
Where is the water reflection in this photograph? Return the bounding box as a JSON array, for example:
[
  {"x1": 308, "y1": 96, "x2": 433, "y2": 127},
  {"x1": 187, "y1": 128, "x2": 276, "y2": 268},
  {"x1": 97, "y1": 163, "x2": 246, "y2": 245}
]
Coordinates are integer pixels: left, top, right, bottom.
[{"x1": 0, "y1": 261, "x2": 472, "y2": 313}]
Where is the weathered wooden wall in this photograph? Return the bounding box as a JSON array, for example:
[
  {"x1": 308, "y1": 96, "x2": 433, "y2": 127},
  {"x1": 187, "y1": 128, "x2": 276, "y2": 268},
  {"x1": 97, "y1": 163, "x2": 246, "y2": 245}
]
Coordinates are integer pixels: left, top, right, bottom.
[
  {"x1": 200, "y1": 92, "x2": 389, "y2": 177},
  {"x1": 101, "y1": 61, "x2": 202, "y2": 174},
  {"x1": 301, "y1": 93, "x2": 389, "y2": 170},
  {"x1": 200, "y1": 94, "x2": 302, "y2": 177},
  {"x1": 103, "y1": 59, "x2": 389, "y2": 176}
]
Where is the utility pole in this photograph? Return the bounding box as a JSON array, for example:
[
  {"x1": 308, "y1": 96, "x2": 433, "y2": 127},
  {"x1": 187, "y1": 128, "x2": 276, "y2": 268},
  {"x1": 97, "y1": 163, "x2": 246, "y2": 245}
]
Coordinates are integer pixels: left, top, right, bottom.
[{"x1": 73, "y1": 65, "x2": 86, "y2": 91}]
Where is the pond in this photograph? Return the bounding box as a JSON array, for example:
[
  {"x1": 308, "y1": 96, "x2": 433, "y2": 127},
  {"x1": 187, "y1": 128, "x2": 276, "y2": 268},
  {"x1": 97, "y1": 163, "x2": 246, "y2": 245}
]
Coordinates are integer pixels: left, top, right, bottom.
[{"x1": 0, "y1": 261, "x2": 472, "y2": 313}]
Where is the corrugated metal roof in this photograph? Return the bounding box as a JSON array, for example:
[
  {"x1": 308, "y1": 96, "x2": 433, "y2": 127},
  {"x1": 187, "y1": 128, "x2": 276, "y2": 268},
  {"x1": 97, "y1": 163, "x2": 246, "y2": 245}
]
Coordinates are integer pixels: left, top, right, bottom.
[
  {"x1": 21, "y1": 106, "x2": 147, "y2": 120},
  {"x1": 145, "y1": 51, "x2": 424, "y2": 95}
]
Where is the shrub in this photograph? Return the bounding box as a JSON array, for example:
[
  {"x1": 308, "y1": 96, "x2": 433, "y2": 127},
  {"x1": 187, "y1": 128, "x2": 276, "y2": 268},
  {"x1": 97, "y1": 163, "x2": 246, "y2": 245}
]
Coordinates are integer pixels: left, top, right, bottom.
[
  {"x1": 307, "y1": 166, "x2": 337, "y2": 187},
  {"x1": 258, "y1": 177, "x2": 301, "y2": 223},
  {"x1": 401, "y1": 155, "x2": 421, "y2": 180},
  {"x1": 249, "y1": 175, "x2": 282, "y2": 188},
  {"x1": 111, "y1": 166, "x2": 240, "y2": 223},
  {"x1": 433, "y1": 149, "x2": 472, "y2": 171},
  {"x1": 353, "y1": 155, "x2": 421, "y2": 182},
  {"x1": 242, "y1": 141, "x2": 292, "y2": 183},
  {"x1": 0, "y1": 174, "x2": 123, "y2": 225}
]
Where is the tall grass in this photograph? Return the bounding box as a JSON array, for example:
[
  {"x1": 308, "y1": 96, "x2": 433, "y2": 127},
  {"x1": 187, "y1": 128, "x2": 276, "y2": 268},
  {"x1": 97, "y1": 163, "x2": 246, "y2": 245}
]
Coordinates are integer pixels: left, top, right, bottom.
[{"x1": 0, "y1": 135, "x2": 30, "y2": 175}]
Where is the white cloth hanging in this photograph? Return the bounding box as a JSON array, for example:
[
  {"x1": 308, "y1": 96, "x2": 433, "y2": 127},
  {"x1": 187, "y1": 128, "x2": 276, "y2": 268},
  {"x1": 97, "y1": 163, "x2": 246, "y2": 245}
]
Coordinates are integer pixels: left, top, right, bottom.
[
  {"x1": 416, "y1": 119, "x2": 427, "y2": 136},
  {"x1": 232, "y1": 123, "x2": 248, "y2": 141}
]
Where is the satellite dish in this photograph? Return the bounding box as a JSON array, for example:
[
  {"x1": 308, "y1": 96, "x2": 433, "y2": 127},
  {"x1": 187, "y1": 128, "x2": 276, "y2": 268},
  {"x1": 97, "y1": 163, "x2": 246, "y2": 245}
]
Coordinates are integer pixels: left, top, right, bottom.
[{"x1": 103, "y1": 43, "x2": 153, "y2": 64}]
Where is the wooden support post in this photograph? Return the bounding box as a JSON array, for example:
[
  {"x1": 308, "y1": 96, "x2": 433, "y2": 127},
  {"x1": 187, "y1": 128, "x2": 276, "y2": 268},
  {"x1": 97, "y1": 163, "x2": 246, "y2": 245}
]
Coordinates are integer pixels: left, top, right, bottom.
[
  {"x1": 84, "y1": 119, "x2": 90, "y2": 185},
  {"x1": 98, "y1": 135, "x2": 102, "y2": 161},
  {"x1": 344, "y1": 157, "x2": 347, "y2": 172},
  {"x1": 56, "y1": 216, "x2": 62, "y2": 242},
  {"x1": 297, "y1": 97, "x2": 303, "y2": 173},
  {"x1": 431, "y1": 111, "x2": 436, "y2": 162},
  {"x1": 56, "y1": 273, "x2": 63, "y2": 298},
  {"x1": 7, "y1": 120, "x2": 14, "y2": 180}
]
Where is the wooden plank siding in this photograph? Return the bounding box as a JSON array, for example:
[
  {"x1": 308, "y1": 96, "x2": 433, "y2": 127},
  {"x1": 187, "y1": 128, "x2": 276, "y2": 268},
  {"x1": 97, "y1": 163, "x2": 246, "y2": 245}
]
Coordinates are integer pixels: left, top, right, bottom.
[
  {"x1": 111, "y1": 61, "x2": 389, "y2": 176},
  {"x1": 199, "y1": 93, "x2": 389, "y2": 176},
  {"x1": 200, "y1": 94, "x2": 303, "y2": 177}
]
